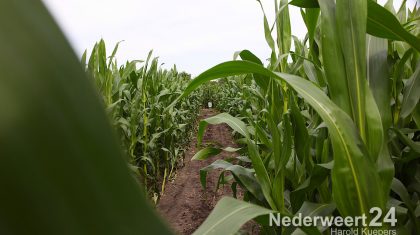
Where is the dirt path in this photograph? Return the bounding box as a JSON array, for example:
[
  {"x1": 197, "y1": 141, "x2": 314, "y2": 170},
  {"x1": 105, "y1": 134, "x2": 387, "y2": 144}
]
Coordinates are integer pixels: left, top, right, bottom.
[{"x1": 158, "y1": 109, "x2": 257, "y2": 234}]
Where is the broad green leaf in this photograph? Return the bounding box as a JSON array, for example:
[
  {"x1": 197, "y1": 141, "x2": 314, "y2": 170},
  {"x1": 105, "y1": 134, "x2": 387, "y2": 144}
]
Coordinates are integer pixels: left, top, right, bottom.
[
  {"x1": 318, "y1": 0, "x2": 352, "y2": 116},
  {"x1": 291, "y1": 0, "x2": 420, "y2": 52},
  {"x1": 336, "y1": 0, "x2": 367, "y2": 141},
  {"x1": 192, "y1": 147, "x2": 241, "y2": 161},
  {"x1": 224, "y1": 147, "x2": 242, "y2": 152},
  {"x1": 227, "y1": 165, "x2": 265, "y2": 201},
  {"x1": 302, "y1": 8, "x2": 320, "y2": 49},
  {"x1": 364, "y1": 75, "x2": 392, "y2": 199},
  {"x1": 364, "y1": 81, "x2": 384, "y2": 162},
  {"x1": 367, "y1": 35, "x2": 392, "y2": 130},
  {"x1": 279, "y1": 70, "x2": 385, "y2": 219},
  {"x1": 0, "y1": 1, "x2": 171, "y2": 234},
  {"x1": 366, "y1": 35, "x2": 394, "y2": 195},
  {"x1": 239, "y1": 50, "x2": 263, "y2": 65},
  {"x1": 199, "y1": 160, "x2": 233, "y2": 188},
  {"x1": 193, "y1": 197, "x2": 273, "y2": 235},
  {"x1": 400, "y1": 60, "x2": 420, "y2": 118},
  {"x1": 240, "y1": 50, "x2": 269, "y2": 92},
  {"x1": 367, "y1": 1, "x2": 420, "y2": 53},
  {"x1": 192, "y1": 147, "x2": 222, "y2": 160},
  {"x1": 174, "y1": 60, "x2": 385, "y2": 219},
  {"x1": 289, "y1": 0, "x2": 319, "y2": 8},
  {"x1": 198, "y1": 113, "x2": 249, "y2": 138}
]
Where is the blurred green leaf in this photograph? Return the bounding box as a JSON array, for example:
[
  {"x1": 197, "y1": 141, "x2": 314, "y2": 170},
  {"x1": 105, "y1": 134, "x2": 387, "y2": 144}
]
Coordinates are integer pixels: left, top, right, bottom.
[
  {"x1": 0, "y1": 1, "x2": 171, "y2": 234},
  {"x1": 400, "y1": 60, "x2": 420, "y2": 118}
]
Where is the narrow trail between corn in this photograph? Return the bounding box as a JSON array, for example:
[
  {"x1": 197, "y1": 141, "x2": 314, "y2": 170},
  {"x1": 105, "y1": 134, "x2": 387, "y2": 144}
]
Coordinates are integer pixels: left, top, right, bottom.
[{"x1": 157, "y1": 108, "x2": 257, "y2": 235}]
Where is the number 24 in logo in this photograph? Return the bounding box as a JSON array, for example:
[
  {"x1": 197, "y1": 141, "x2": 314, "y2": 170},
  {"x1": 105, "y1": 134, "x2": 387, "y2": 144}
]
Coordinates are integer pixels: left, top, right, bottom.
[{"x1": 369, "y1": 207, "x2": 397, "y2": 227}]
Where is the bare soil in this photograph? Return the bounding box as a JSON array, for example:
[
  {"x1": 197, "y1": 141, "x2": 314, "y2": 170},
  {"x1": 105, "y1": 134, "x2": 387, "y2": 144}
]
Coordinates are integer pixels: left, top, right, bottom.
[{"x1": 157, "y1": 109, "x2": 258, "y2": 235}]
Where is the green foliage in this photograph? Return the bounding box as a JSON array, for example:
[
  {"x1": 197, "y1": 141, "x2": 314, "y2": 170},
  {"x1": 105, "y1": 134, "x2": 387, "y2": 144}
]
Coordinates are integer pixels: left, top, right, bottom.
[
  {"x1": 0, "y1": 1, "x2": 171, "y2": 234},
  {"x1": 176, "y1": 1, "x2": 420, "y2": 234},
  {"x1": 3, "y1": 0, "x2": 420, "y2": 234},
  {"x1": 84, "y1": 40, "x2": 203, "y2": 198}
]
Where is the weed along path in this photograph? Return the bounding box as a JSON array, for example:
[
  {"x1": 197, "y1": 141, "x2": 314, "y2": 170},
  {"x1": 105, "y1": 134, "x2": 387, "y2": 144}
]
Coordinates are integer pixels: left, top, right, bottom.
[{"x1": 158, "y1": 109, "x2": 257, "y2": 234}]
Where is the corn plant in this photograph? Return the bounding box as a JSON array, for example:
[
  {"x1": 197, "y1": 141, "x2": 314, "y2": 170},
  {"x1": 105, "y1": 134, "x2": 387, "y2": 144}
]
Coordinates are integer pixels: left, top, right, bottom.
[
  {"x1": 0, "y1": 1, "x2": 173, "y2": 234},
  {"x1": 171, "y1": 0, "x2": 420, "y2": 234},
  {"x1": 3, "y1": 0, "x2": 420, "y2": 235},
  {"x1": 83, "y1": 40, "x2": 203, "y2": 199}
]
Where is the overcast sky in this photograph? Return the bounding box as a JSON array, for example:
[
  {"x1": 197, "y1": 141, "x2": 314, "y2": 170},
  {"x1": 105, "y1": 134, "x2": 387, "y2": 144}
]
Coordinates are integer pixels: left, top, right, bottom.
[{"x1": 42, "y1": 0, "x2": 417, "y2": 76}]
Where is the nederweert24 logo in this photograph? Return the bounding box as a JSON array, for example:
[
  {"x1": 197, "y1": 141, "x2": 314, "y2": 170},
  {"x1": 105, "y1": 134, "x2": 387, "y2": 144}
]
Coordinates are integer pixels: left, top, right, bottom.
[{"x1": 269, "y1": 207, "x2": 397, "y2": 235}]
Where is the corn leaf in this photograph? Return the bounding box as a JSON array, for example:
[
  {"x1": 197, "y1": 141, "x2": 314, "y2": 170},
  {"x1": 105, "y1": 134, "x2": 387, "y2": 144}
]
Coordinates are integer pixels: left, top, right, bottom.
[
  {"x1": 175, "y1": 60, "x2": 385, "y2": 219},
  {"x1": 195, "y1": 112, "x2": 276, "y2": 209},
  {"x1": 367, "y1": 0, "x2": 420, "y2": 52},
  {"x1": 0, "y1": 1, "x2": 171, "y2": 234},
  {"x1": 192, "y1": 147, "x2": 222, "y2": 160},
  {"x1": 318, "y1": 0, "x2": 352, "y2": 116},
  {"x1": 291, "y1": 0, "x2": 420, "y2": 52},
  {"x1": 192, "y1": 197, "x2": 273, "y2": 235},
  {"x1": 366, "y1": 35, "x2": 394, "y2": 195},
  {"x1": 336, "y1": 0, "x2": 368, "y2": 141},
  {"x1": 400, "y1": 60, "x2": 420, "y2": 118},
  {"x1": 199, "y1": 160, "x2": 233, "y2": 188}
]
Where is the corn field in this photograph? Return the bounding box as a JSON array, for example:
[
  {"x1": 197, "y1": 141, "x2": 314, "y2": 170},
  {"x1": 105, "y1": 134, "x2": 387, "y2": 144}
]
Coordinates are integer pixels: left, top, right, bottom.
[
  {"x1": 83, "y1": 40, "x2": 203, "y2": 199},
  {"x1": 1, "y1": 0, "x2": 420, "y2": 235}
]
